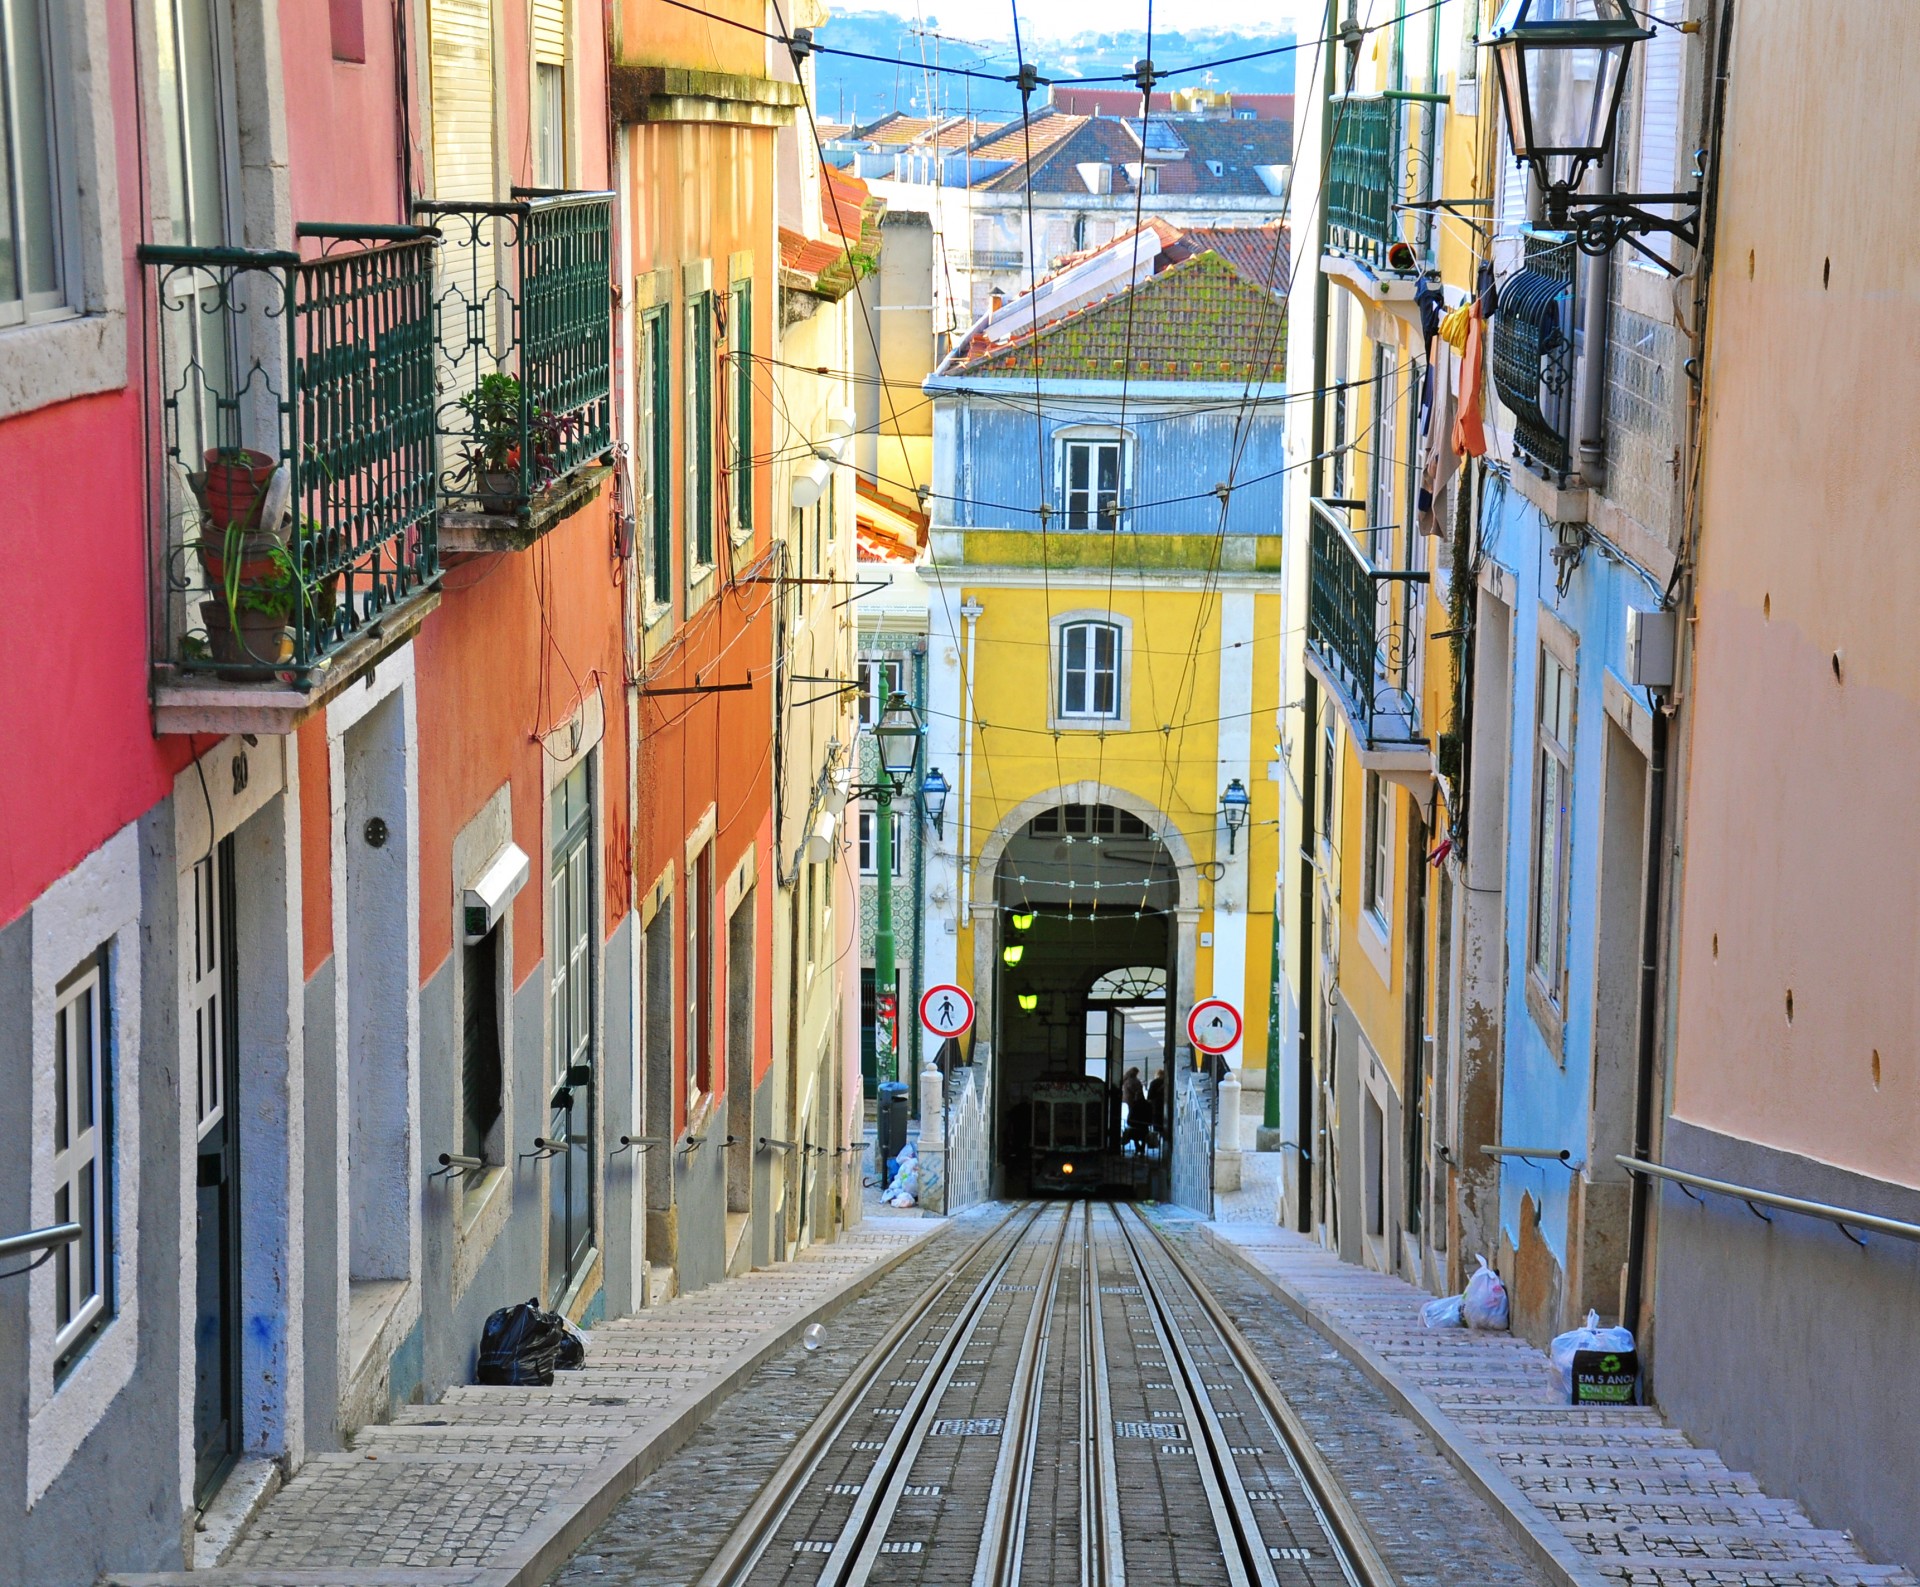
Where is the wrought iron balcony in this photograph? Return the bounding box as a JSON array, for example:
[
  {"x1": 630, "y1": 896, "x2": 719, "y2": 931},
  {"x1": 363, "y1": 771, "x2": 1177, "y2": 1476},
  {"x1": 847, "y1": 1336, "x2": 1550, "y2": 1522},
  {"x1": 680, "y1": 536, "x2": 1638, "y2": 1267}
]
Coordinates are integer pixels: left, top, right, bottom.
[
  {"x1": 1306, "y1": 497, "x2": 1429, "y2": 752},
  {"x1": 1492, "y1": 229, "x2": 1579, "y2": 477},
  {"x1": 141, "y1": 228, "x2": 442, "y2": 733},
  {"x1": 1325, "y1": 93, "x2": 1439, "y2": 272},
  {"x1": 415, "y1": 191, "x2": 614, "y2": 550}
]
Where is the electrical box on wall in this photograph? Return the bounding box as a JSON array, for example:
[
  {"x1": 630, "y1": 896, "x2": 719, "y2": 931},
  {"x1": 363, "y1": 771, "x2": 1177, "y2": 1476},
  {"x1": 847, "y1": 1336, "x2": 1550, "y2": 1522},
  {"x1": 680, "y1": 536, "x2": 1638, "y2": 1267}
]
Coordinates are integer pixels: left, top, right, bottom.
[
  {"x1": 1625, "y1": 608, "x2": 1676, "y2": 689},
  {"x1": 464, "y1": 843, "x2": 530, "y2": 943}
]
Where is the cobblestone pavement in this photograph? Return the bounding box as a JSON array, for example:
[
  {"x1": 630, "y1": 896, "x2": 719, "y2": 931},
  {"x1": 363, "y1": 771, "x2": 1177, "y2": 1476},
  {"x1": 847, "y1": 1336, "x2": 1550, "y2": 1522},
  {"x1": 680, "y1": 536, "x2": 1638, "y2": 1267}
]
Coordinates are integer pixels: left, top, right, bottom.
[
  {"x1": 109, "y1": 1215, "x2": 937, "y2": 1587},
  {"x1": 562, "y1": 1203, "x2": 1557, "y2": 1587},
  {"x1": 1205, "y1": 1222, "x2": 1918, "y2": 1587}
]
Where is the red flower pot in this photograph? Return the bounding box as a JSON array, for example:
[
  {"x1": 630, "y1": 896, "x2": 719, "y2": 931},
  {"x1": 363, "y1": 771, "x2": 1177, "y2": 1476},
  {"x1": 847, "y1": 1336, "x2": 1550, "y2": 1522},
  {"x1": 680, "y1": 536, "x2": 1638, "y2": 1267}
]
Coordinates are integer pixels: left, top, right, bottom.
[{"x1": 202, "y1": 448, "x2": 276, "y2": 531}]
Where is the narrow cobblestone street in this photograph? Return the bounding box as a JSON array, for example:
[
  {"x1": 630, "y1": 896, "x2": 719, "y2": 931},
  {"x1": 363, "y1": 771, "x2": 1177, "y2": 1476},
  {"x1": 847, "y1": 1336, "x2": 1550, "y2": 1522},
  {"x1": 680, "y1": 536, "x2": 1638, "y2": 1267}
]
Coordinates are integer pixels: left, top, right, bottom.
[{"x1": 108, "y1": 1192, "x2": 1920, "y2": 1587}]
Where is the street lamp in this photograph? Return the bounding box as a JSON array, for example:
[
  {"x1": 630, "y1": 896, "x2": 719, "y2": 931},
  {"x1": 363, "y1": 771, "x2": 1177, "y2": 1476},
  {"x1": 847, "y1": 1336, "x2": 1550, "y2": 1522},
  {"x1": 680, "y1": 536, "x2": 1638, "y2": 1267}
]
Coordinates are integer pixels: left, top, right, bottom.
[
  {"x1": 1001, "y1": 942, "x2": 1025, "y2": 967},
  {"x1": 1486, "y1": 0, "x2": 1700, "y2": 268},
  {"x1": 1010, "y1": 909, "x2": 1035, "y2": 932},
  {"x1": 1220, "y1": 778, "x2": 1251, "y2": 855},
  {"x1": 920, "y1": 766, "x2": 950, "y2": 836},
  {"x1": 863, "y1": 691, "x2": 922, "y2": 1086}
]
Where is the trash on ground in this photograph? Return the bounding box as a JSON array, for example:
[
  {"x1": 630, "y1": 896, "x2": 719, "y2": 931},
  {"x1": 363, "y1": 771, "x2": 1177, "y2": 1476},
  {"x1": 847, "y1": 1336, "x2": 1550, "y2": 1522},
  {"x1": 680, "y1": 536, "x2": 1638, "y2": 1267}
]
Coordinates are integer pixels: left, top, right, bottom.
[
  {"x1": 1420, "y1": 1292, "x2": 1465, "y2": 1328},
  {"x1": 476, "y1": 1298, "x2": 589, "y2": 1386},
  {"x1": 1461, "y1": 1256, "x2": 1510, "y2": 1331},
  {"x1": 1550, "y1": 1310, "x2": 1638, "y2": 1404}
]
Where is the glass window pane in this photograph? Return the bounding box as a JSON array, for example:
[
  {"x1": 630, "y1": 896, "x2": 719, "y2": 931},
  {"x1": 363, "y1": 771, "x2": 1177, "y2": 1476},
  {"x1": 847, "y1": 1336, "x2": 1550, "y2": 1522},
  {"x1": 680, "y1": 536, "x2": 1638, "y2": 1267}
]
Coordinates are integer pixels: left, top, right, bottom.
[
  {"x1": 8, "y1": 0, "x2": 57, "y2": 298},
  {"x1": 0, "y1": 43, "x2": 18, "y2": 309},
  {"x1": 54, "y1": 1004, "x2": 69, "y2": 1150},
  {"x1": 1068, "y1": 445, "x2": 1088, "y2": 491},
  {"x1": 1098, "y1": 444, "x2": 1119, "y2": 494}
]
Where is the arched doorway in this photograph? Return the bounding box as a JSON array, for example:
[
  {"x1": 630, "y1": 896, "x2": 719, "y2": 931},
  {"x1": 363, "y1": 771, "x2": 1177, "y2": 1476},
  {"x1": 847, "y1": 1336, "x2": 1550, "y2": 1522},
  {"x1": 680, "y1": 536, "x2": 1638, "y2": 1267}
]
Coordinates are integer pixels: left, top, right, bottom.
[{"x1": 971, "y1": 786, "x2": 1199, "y2": 1200}]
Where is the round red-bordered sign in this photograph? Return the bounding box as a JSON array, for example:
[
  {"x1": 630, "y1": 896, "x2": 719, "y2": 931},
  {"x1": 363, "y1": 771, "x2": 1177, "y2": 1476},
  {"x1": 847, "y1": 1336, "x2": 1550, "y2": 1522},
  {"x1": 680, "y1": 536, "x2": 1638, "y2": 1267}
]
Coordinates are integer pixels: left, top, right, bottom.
[
  {"x1": 919, "y1": 983, "x2": 975, "y2": 1039},
  {"x1": 1187, "y1": 998, "x2": 1243, "y2": 1054}
]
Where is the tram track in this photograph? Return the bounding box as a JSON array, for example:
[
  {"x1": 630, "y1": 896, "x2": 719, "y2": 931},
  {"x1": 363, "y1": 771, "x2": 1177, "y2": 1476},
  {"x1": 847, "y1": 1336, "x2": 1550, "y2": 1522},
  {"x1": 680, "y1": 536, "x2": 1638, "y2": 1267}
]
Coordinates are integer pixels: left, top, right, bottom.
[{"x1": 692, "y1": 1199, "x2": 1396, "y2": 1587}]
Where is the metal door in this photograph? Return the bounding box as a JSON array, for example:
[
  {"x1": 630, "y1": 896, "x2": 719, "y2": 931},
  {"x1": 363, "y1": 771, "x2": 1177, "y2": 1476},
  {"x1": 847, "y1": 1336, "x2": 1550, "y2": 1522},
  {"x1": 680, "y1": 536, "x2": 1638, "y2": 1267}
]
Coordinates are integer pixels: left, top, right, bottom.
[
  {"x1": 1169, "y1": 1064, "x2": 1217, "y2": 1217},
  {"x1": 189, "y1": 838, "x2": 241, "y2": 1501}
]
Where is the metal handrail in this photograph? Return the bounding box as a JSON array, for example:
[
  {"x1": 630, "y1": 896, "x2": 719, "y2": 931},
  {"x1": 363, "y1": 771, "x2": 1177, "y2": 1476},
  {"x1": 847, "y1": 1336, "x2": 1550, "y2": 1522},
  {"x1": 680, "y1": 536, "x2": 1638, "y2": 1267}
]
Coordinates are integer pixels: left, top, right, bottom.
[
  {"x1": 1483, "y1": 1145, "x2": 1578, "y2": 1170},
  {"x1": 1618, "y1": 1155, "x2": 1920, "y2": 1247},
  {"x1": 0, "y1": 1222, "x2": 81, "y2": 1265}
]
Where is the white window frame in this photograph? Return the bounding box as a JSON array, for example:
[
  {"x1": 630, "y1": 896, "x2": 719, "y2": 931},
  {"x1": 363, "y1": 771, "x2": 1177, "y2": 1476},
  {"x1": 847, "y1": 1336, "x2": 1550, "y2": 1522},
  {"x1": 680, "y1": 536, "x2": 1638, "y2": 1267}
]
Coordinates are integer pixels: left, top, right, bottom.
[
  {"x1": 0, "y1": 0, "x2": 125, "y2": 419},
  {"x1": 1362, "y1": 769, "x2": 1392, "y2": 930},
  {"x1": 1051, "y1": 612, "x2": 1130, "y2": 728},
  {"x1": 858, "y1": 807, "x2": 903, "y2": 876},
  {"x1": 50, "y1": 950, "x2": 111, "y2": 1375},
  {"x1": 28, "y1": 824, "x2": 142, "y2": 1505},
  {"x1": 1528, "y1": 638, "x2": 1576, "y2": 1026},
  {"x1": 1054, "y1": 426, "x2": 1132, "y2": 531}
]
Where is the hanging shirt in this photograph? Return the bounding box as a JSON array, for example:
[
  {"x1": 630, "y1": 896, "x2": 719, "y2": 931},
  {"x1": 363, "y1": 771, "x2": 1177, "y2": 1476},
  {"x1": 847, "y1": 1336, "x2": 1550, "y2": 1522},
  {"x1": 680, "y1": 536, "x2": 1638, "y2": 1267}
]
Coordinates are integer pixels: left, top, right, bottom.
[{"x1": 1453, "y1": 307, "x2": 1489, "y2": 460}]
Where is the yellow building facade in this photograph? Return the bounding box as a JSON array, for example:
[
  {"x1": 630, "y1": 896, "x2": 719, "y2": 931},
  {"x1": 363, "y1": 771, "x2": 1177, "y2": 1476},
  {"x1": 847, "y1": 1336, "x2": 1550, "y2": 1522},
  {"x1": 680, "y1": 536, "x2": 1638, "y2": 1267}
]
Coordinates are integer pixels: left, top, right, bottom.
[{"x1": 918, "y1": 233, "x2": 1291, "y2": 1203}]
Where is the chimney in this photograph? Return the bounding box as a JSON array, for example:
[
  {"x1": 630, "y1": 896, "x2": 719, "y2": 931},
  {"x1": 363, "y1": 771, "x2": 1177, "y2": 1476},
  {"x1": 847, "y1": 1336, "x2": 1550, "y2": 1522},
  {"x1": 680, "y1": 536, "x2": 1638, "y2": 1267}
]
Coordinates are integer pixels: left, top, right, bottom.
[{"x1": 988, "y1": 287, "x2": 1006, "y2": 312}]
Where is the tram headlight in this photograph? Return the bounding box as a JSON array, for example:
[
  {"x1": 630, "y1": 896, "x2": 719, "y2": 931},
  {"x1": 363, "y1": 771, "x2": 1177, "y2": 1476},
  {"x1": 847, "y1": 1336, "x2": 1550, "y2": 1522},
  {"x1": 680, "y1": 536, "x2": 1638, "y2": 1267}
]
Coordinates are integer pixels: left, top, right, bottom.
[{"x1": 1061, "y1": 1161, "x2": 1074, "y2": 1175}]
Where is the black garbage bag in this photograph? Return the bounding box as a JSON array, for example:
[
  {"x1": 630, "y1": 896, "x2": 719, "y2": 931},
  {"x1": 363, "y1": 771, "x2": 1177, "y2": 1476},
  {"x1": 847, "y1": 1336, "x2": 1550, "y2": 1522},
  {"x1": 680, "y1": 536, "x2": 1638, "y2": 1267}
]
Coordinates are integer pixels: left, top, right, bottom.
[{"x1": 476, "y1": 1298, "x2": 564, "y2": 1386}]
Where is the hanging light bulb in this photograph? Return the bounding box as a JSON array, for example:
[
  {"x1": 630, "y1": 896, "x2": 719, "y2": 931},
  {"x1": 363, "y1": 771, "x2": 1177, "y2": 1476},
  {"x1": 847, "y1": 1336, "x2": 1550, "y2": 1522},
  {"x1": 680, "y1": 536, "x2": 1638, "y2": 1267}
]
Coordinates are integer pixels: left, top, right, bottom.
[
  {"x1": 1002, "y1": 942, "x2": 1025, "y2": 967},
  {"x1": 1017, "y1": 992, "x2": 1038, "y2": 1012},
  {"x1": 1011, "y1": 910, "x2": 1036, "y2": 932}
]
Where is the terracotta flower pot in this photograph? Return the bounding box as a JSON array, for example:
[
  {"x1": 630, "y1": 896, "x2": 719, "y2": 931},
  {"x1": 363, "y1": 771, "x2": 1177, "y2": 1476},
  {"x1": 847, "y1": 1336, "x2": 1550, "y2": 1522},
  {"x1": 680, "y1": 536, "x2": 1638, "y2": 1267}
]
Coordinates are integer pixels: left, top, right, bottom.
[
  {"x1": 198, "y1": 529, "x2": 285, "y2": 591},
  {"x1": 200, "y1": 599, "x2": 291, "y2": 678},
  {"x1": 202, "y1": 448, "x2": 277, "y2": 531}
]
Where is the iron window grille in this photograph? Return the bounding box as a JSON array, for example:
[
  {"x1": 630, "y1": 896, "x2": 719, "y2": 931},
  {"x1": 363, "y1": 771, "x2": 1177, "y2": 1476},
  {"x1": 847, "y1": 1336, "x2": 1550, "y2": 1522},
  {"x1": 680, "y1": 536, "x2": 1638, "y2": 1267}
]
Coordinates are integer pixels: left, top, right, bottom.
[
  {"x1": 415, "y1": 191, "x2": 613, "y2": 514},
  {"x1": 1305, "y1": 497, "x2": 1428, "y2": 748},
  {"x1": 1492, "y1": 228, "x2": 1579, "y2": 476},
  {"x1": 140, "y1": 229, "x2": 441, "y2": 683}
]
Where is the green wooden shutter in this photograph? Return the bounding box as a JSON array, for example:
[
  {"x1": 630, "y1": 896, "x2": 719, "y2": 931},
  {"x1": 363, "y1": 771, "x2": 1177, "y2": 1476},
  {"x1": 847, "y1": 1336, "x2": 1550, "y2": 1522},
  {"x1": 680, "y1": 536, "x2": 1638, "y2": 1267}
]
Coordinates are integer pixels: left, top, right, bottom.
[
  {"x1": 646, "y1": 308, "x2": 672, "y2": 607},
  {"x1": 690, "y1": 292, "x2": 713, "y2": 568},
  {"x1": 731, "y1": 282, "x2": 752, "y2": 535}
]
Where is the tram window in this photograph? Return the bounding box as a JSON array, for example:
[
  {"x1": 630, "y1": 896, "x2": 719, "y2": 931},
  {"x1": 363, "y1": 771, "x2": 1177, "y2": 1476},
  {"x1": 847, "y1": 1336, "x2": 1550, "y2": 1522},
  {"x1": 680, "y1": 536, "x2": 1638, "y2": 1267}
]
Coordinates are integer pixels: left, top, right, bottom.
[
  {"x1": 1055, "y1": 1105, "x2": 1083, "y2": 1149},
  {"x1": 1085, "y1": 1100, "x2": 1104, "y2": 1142},
  {"x1": 1031, "y1": 1100, "x2": 1050, "y2": 1149}
]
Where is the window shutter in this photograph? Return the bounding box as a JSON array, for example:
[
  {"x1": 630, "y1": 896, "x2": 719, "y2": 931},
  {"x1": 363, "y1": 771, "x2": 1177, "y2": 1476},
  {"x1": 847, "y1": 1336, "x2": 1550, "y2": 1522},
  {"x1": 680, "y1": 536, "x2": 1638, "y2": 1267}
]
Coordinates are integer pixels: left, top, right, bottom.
[
  {"x1": 429, "y1": 0, "x2": 496, "y2": 200},
  {"x1": 531, "y1": 0, "x2": 568, "y2": 65},
  {"x1": 1634, "y1": 0, "x2": 1685, "y2": 264}
]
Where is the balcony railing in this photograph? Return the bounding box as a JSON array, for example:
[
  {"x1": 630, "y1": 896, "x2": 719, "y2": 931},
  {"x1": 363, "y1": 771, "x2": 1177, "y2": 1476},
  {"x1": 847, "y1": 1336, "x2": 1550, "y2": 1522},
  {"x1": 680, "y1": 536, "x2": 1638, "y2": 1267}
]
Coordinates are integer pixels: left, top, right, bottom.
[
  {"x1": 1492, "y1": 229, "x2": 1579, "y2": 476},
  {"x1": 141, "y1": 229, "x2": 440, "y2": 699},
  {"x1": 1325, "y1": 93, "x2": 1441, "y2": 270},
  {"x1": 415, "y1": 192, "x2": 613, "y2": 529},
  {"x1": 1307, "y1": 497, "x2": 1428, "y2": 748}
]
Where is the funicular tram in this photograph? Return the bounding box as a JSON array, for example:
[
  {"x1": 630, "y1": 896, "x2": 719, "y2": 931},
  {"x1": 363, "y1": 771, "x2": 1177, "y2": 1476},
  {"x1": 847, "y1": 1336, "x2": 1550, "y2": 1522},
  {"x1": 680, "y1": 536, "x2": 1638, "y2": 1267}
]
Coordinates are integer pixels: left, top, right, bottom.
[{"x1": 1014, "y1": 965, "x2": 1172, "y2": 1197}]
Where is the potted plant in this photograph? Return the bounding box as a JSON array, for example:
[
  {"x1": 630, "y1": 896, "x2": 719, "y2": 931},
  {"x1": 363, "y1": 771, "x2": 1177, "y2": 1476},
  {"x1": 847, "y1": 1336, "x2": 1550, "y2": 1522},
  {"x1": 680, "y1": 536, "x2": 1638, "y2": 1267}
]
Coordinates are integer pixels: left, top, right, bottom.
[
  {"x1": 195, "y1": 519, "x2": 338, "y2": 676},
  {"x1": 200, "y1": 446, "x2": 278, "y2": 531},
  {"x1": 452, "y1": 374, "x2": 582, "y2": 510}
]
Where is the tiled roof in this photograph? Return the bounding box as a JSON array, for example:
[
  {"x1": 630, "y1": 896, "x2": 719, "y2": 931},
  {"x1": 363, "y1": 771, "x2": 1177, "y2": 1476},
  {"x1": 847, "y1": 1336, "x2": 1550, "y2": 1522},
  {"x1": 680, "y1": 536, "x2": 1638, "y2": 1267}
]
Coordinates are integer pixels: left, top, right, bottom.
[
  {"x1": 974, "y1": 115, "x2": 1290, "y2": 196},
  {"x1": 1166, "y1": 223, "x2": 1290, "y2": 294},
  {"x1": 952, "y1": 250, "x2": 1286, "y2": 381},
  {"x1": 780, "y1": 226, "x2": 843, "y2": 278},
  {"x1": 785, "y1": 169, "x2": 883, "y2": 301}
]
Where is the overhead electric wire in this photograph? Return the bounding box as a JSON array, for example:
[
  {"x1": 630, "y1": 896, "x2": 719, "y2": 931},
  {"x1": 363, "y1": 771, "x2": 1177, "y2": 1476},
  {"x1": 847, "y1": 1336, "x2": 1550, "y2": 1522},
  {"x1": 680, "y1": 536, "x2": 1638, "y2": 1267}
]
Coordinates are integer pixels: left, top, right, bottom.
[{"x1": 652, "y1": 0, "x2": 1450, "y2": 96}]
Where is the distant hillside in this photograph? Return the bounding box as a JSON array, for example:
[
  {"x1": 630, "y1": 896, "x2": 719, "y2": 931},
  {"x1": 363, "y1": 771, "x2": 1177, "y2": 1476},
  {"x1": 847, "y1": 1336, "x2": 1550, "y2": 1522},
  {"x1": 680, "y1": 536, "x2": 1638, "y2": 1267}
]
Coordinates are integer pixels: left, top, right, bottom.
[{"x1": 809, "y1": 12, "x2": 1297, "y2": 127}]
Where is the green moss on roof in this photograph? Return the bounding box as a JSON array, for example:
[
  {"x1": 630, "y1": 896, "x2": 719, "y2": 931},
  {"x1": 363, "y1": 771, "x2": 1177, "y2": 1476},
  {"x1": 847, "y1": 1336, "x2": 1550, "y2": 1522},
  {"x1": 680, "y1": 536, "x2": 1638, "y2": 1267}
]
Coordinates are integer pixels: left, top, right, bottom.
[{"x1": 957, "y1": 251, "x2": 1287, "y2": 382}]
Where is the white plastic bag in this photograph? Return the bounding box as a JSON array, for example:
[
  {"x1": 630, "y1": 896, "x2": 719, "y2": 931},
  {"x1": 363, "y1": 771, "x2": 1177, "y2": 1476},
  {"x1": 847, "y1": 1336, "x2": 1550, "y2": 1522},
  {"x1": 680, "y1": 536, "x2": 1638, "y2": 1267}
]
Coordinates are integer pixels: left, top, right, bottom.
[
  {"x1": 882, "y1": 1156, "x2": 920, "y2": 1207},
  {"x1": 1461, "y1": 1256, "x2": 1509, "y2": 1331},
  {"x1": 1549, "y1": 1310, "x2": 1636, "y2": 1397},
  {"x1": 1421, "y1": 1293, "x2": 1465, "y2": 1329}
]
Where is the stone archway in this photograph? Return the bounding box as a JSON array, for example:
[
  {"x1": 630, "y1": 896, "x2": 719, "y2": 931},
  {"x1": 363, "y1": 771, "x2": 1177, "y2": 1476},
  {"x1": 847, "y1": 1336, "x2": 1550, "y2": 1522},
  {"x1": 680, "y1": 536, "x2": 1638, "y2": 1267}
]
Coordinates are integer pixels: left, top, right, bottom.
[{"x1": 968, "y1": 780, "x2": 1199, "y2": 1092}]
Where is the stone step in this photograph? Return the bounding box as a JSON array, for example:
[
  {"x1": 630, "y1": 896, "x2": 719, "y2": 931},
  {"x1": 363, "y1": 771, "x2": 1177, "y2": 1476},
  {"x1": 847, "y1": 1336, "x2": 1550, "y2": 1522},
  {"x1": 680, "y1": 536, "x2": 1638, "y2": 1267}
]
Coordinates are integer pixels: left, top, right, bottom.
[
  {"x1": 1490, "y1": 1446, "x2": 1734, "y2": 1470},
  {"x1": 1457, "y1": 1426, "x2": 1697, "y2": 1450},
  {"x1": 1592, "y1": 1560, "x2": 1915, "y2": 1586},
  {"x1": 1512, "y1": 1467, "x2": 1765, "y2": 1498},
  {"x1": 1570, "y1": 1519, "x2": 1883, "y2": 1563},
  {"x1": 1528, "y1": 1493, "x2": 1818, "y2": 1529}
]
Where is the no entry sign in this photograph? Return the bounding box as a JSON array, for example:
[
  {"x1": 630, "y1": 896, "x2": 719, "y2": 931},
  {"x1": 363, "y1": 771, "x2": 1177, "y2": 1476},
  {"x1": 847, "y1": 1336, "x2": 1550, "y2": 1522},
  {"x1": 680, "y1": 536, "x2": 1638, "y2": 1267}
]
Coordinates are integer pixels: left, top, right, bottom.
[
  {"x1": 919, "y1": 983, "x2": 975, "y2": 1039},
  {"x1": 1187, "y1": 998, "x2": 1243, "y2": 1054}
]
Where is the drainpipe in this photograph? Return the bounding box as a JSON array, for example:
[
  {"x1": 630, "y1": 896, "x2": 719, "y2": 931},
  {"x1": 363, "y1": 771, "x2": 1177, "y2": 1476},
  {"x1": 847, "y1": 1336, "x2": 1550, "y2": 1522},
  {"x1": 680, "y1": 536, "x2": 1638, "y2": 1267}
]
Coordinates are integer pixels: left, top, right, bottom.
[
  {"x1": 957, "y1": 596, "x2": 983, "y2": 924},
  {"x1": 1621, "y1": 701, "x2": 1668, "y2": 1337},
  {"x1": 1574, "y1": 151, "x2": 1615, "y2": 485}
]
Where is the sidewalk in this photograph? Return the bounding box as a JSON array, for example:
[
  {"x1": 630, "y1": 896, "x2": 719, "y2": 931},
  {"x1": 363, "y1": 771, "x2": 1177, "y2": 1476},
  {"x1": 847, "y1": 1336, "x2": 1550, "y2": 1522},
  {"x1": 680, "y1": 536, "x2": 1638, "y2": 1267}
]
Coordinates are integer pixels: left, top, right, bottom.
[
  {"x1": 1206, "y1": 1223, "x2": 1916, "y2": 1587},
  {"x1": 115, "y1": 1215, "x2": 938, "y2": 1587}
]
